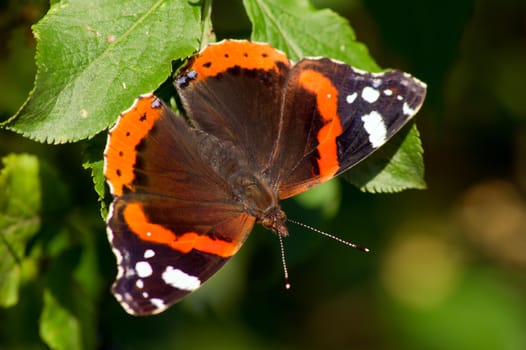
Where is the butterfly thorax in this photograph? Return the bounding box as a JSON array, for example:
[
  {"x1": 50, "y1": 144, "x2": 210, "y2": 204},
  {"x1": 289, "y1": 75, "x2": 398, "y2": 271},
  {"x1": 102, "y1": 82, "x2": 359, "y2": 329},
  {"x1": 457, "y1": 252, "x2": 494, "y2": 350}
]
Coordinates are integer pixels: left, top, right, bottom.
[
  {"x1": 231, "y1": 172, "x2": 288, "y2": 237},
  {"x1": 195, "y1": 129, "x2": 288, "y2": 237}
]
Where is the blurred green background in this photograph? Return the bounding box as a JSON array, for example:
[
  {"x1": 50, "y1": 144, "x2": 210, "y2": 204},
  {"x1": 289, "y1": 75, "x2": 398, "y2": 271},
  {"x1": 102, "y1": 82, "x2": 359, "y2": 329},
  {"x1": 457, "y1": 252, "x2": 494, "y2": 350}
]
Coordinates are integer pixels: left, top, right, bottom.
[{"x1": 1, "y1": 0, "x2": 526, "y2": 349}]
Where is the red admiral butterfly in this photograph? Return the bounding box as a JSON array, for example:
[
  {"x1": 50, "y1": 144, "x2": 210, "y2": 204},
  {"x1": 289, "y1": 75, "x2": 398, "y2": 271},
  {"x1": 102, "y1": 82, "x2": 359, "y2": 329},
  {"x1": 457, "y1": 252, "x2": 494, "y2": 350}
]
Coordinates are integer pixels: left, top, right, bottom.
[{"x1": 104, "y1": 40, "x2": 426, "y2": 315}]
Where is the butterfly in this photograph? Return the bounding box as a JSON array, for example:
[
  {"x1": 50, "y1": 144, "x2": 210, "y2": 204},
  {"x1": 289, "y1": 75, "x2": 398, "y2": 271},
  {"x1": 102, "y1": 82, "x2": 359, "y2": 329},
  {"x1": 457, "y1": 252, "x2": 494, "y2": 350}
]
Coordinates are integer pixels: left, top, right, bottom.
[{"x1": 104, "y1": 40, "x2": 426, "y2": 315}]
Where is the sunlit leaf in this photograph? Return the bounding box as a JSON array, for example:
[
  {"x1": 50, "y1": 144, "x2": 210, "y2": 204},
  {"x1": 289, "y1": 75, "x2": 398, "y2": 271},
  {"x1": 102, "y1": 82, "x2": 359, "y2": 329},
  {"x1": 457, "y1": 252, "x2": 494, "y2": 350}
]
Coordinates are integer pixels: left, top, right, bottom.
[
  {"x1": 5, "y1": 0, "x2": 201, "y2": 143},
  {"x1": 244, "y1": 0, "x2": 378, "y2": 70}
]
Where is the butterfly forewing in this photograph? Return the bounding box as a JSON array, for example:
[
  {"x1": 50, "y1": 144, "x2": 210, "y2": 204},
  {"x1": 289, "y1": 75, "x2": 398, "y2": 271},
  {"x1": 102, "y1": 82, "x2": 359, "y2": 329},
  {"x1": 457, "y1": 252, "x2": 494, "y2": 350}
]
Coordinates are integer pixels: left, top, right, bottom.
[{"x1": 276, "y1": 58, "x2": 426, "y2": 199}]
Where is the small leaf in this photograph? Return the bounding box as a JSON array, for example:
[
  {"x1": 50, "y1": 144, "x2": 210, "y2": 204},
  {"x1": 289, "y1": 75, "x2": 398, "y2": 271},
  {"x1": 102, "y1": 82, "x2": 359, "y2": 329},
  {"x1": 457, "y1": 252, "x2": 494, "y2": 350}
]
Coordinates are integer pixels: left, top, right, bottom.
[
  {"x1": 244, "y1": 0, "x2": 425, "y2": 192},
  {"x1": 5, "y1": 0, "x2": 201, "y2": 143},
  {"x1": 0, "y1": 154, "x2": 41, "y2": 307},
  {"x1": 344, "y1": 124, "x2": 426, "y2": 192},
  {"x1": 40, "y1": 289, "x2": 82, "y2": 350},
  {"x1": 82, "y1": 135, "x2": 108, "y2": 219}
]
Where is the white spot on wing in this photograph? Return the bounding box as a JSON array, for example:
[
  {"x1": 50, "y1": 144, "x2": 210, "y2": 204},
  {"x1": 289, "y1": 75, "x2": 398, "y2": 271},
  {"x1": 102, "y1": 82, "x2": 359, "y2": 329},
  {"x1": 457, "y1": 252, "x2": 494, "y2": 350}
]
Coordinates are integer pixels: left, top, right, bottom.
[
  {"x1": 136, "y1": 279, "x2": 144, "y2": 289},
  {"x1": 150, "y1": 298, "x2": 165, "y2": 309},
  {"x1": 403, "y1": 102, "x2": 416, "y2": 115},
  {"x1": 362, "y1": 86, "x2": 380, "y2": 103},
  {"x1": 162, "y1": 266, "x2": 201, "y2": 291},
  {"x1": 397, "y1": 95, "x2": 404, "y2": 101},
  {"x1": 144, "y1": 249, "x2": 155, "y2": 259},
  {"x1": 361, "y1": 111, "x2": 387, "y2": 148},
  {"x1": 142, "y1": 291, "x2": 149, "y2": 298},
  {"x1": 383, "y1": 89, "x2": 393, "y2": 96},
  {"x1": 135, "y1": 261, "x2": 153, "y2": 278},
  {"x1": 346, "y1": 92, "x2": 357, "y2": 104}
]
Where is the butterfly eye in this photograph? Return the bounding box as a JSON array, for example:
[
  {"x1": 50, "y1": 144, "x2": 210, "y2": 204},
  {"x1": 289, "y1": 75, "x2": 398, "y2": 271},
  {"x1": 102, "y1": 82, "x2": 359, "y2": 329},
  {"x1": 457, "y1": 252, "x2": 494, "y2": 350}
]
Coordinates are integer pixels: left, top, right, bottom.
[{"x1": 261, "y1": 217, "x2": 273, "y2": 228}]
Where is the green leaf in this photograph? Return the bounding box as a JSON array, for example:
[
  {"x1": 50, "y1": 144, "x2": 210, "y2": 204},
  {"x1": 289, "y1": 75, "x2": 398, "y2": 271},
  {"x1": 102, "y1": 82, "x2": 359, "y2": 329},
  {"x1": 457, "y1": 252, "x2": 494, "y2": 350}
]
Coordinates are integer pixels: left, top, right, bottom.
[
  {"x1": 82, "y1": 135, "x2": 108, "y2": 219},
  {"x1": 244, "y1": 0, "x2": 425, "y2": 192},
  {"x1": 295, "y1": 180, "x2": 341, "y2": 219},
  {"x1": 244, "y1": 0, "x2": 379, "y2": 70},
  {"x1": 44, "y1": 232, "x2": 100, "y2": 350},
  {"x1": 40, "y1": 289, "x2": 82, "y2": 350},
  {"x1": 0, "y1": 154, "x2": 41, "y2": 307},
  {"x1": 344, "y1": 124, "x2": 426, "y2": 192},
  {"x1": 199, "y1": 0, "x2": 216, "y2": 47},
  {"x1": 5, "y1": 0, "x2": 201, "y2": 144},
  {"x1": 84, "y1": 158, "x2": 106, "y2": 217}
]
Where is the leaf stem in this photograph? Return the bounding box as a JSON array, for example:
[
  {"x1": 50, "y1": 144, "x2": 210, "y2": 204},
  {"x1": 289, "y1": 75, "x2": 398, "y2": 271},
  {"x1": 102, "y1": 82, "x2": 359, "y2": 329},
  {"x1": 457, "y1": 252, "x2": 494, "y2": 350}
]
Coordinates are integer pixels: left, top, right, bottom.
[{"x1": 200, "y1": 0, "x2": 215, "y2": 48}]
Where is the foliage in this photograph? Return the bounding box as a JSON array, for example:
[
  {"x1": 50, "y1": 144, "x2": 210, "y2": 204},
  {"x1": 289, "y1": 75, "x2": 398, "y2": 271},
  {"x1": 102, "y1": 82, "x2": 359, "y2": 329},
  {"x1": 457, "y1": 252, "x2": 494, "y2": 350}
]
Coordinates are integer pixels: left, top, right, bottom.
[
  {"x1": 5, "y1": 0, "x2": 524, "y2": 350},
  {"x1": 0, "y1": 1, "x2": 424, "y2": 347}
]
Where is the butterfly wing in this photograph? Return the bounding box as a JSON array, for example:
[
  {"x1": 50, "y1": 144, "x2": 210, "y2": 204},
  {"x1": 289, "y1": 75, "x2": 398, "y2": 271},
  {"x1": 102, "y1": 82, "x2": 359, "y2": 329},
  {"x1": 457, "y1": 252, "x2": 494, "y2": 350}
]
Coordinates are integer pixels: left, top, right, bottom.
[
  {"x1": 274, "y1": 58, "x2": 427, "y2": 199},
  {"x1": 107, "y1": 196, "x2": 254, "y2": 315},
  {"x1": 175, "y1": 40, "x2": 291, "y2": 175},
  {"x1": 104, "y1": 94, "x2": 255, "y2": 315},
  {"x1": 175, "y1": 42, "x2": 426, "y2": 199}
]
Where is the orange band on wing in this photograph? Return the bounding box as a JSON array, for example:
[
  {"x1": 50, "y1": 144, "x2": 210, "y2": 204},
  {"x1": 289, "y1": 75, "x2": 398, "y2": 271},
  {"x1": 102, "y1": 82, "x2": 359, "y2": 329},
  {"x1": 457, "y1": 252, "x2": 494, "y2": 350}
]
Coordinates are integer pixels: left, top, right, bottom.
[
  {"x1": 122, "y1": 202, "x2": 241, "y2": 258},
  {"x1": 104, "y1": 94, "x2": 162, "y2": 196},
  {"x1": 298, "y1": 70, "x2": 343, "y2": 178},
  {"x1": 190, "y1": 41, "x2": 290, "y2": 81}
]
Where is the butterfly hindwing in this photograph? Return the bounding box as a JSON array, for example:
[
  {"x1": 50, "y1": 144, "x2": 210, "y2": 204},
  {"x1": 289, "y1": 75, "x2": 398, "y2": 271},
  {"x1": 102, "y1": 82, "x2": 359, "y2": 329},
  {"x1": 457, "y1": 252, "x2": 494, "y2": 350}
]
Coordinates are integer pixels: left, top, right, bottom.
[{"x1": 108, "y1": 196, "x2": 254, "y2": 315}]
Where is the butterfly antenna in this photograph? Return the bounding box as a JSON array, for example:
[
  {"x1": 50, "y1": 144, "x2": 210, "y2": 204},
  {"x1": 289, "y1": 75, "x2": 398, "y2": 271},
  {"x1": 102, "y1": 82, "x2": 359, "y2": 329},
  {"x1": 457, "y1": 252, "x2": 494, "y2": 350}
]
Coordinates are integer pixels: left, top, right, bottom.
[
  {"x1": 278, "y1": 234, "x2": 291, "y2": 290},
  {"x1": 287, "y1": 218, "x2": 370, "y2": 253}
]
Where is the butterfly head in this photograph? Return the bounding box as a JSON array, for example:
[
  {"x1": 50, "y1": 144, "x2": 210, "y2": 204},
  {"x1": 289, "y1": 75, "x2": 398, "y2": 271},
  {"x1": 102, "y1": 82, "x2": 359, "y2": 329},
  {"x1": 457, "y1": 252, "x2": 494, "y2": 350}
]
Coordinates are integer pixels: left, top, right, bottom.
[
  {"x1": 232, "y1": 172, "x2": 289, "y2": 236},
  {"x1": 260, "y1": 207, "x2": 288, "y2": 237}
]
